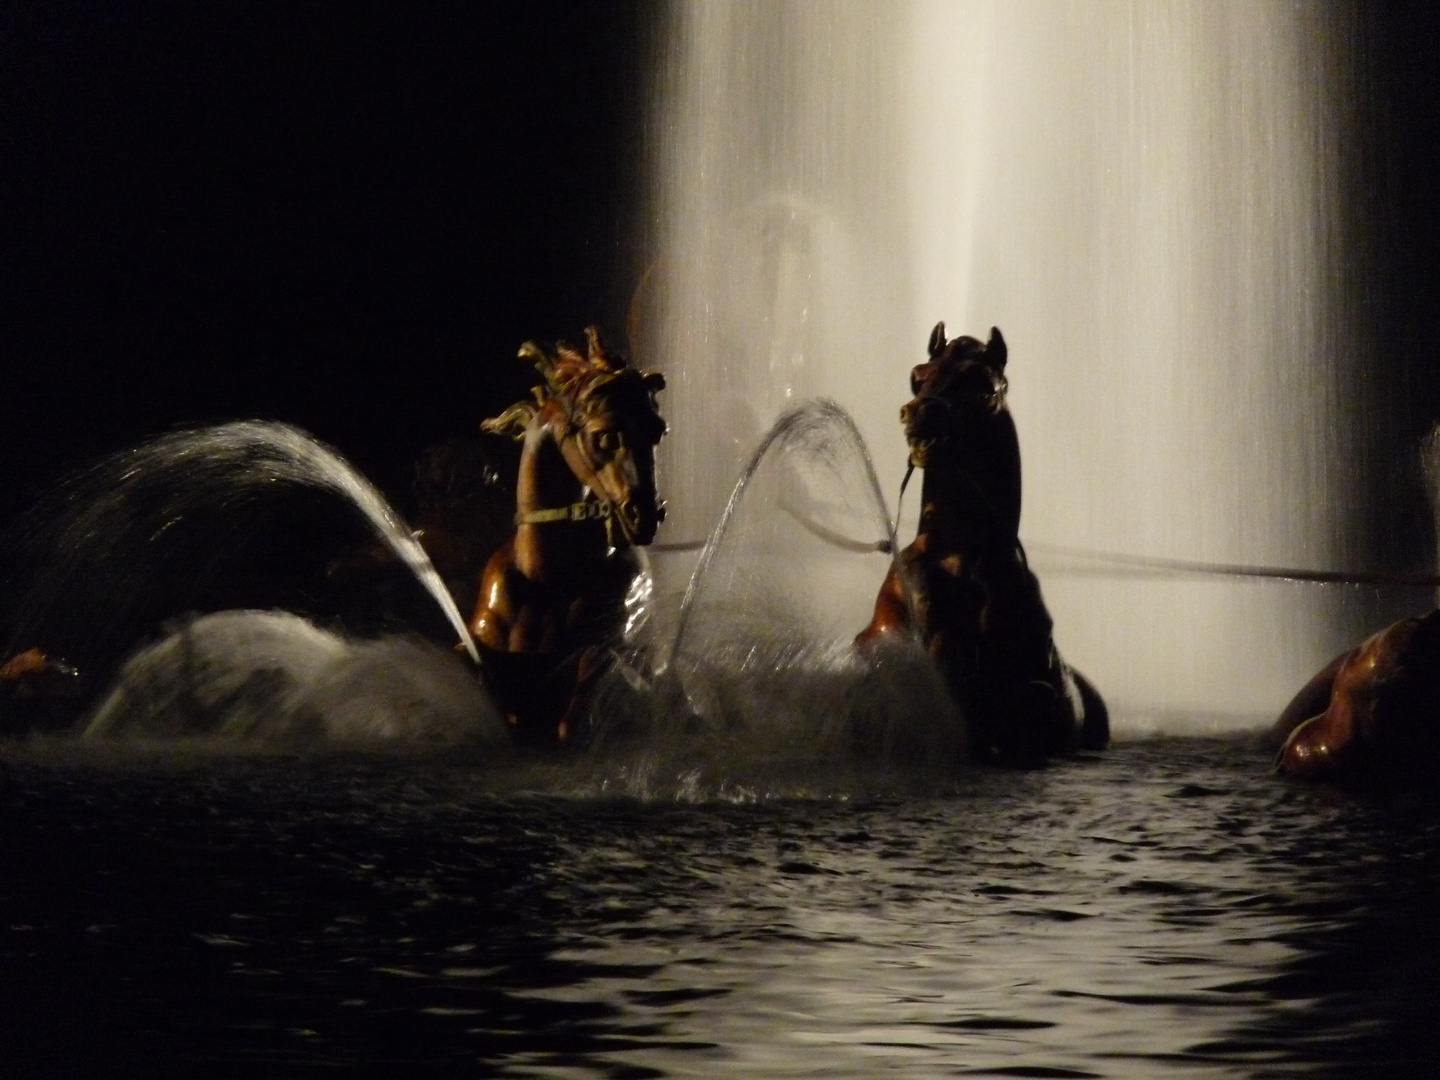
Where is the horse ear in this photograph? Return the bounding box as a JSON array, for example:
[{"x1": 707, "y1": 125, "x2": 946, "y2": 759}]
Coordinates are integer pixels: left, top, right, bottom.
[
  {"x1": 986, "y1": 326, "x2": 1007, "y2": 371},
  {"x1": 585, "y1": 325, "x2": 626, "y2": 371},
  {"x1": 928, "y1": 321, "x2": 947, "y2": 357},
  {"x1": 519, "y1": 340, "x2": 566, "y2": 397}
]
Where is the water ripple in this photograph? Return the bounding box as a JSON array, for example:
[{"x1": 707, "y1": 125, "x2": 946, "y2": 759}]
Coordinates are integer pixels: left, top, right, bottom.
[{"x1": 0, "y1": 735, "x2": 1438, "y2": 1076}]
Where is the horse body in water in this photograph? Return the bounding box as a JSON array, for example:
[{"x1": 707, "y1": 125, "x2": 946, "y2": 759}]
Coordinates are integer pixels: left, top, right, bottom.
[
  {"x1": 469, "y1": 327, "x2": 666, "y2": 745},
  {"x1": 1274, "y1": 610, "x2": 1440, "y2": 787},
  {"x1": 857, "y1": 323, "x2": 1108, "y2": 766}
]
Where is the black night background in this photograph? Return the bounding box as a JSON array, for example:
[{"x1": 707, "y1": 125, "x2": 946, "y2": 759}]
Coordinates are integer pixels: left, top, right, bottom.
[{"x1": 0, "y1": 2, "x2": 653, "y2": 521}]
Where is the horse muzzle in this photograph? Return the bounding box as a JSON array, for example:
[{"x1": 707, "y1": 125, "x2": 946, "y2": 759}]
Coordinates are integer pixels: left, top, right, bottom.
[
  {"x1": 902, "y1": 395, "x2": 967, "y2": 468},
  {"x1": 907, "y1": 437, "x2": 939, "y2": 468},
  {"x1": 615, "y1": 496, "x2": 661, "y2": 546}
]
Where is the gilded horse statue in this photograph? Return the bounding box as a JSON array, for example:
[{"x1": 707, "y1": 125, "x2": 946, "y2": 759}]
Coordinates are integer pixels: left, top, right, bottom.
[
  {"x1": 857, "y1": 323, "x2": 1108, "y2": 766},
  {"x1": 470, "y1": 327, "x2": 666, "y2": 745},
  {"x1": 1273, "y1": 610, "x2": 1440, "y2": 787}
]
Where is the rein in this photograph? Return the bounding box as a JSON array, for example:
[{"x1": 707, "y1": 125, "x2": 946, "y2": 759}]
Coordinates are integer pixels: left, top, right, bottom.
[
  {"x1": 1025, "y1": 543, "x2": 1440, "y2": 588},
  {"x1": 896, "y1": 461, "x2": 915, "y2": 535},
  {"x1": 655, "y1": 456, "x2": 1440, "y2": 591}
]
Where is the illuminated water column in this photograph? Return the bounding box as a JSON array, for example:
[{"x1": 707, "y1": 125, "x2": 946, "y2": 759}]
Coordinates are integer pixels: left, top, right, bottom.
[{"x1": 648, "y1": 0, "x2": 1374, "y2": 724}]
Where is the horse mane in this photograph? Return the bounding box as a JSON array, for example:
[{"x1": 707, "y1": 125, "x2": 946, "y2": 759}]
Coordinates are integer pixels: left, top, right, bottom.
[
  {"x1": 481, "y1": 327, "x2": 666, "y2": 443},
  {"x1": 479, "y1": 389, "x2": 544, "y2": 441}
]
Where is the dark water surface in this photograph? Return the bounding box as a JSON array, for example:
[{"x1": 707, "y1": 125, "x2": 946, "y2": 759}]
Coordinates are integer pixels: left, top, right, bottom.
[{"x1": 2, "y1": 735, "x2": 1438, "y2": 1078}]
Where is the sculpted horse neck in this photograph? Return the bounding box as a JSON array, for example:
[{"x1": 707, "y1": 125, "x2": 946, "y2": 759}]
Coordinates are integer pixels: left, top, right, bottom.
[
  {"x1": 1274, "y1": 609, "x2": 1440, "y2": 787},
  {"x1": 469, "y1": 328, "x2": 666, "y2": 745},
  {"x1": 858, "y1": 323, "x2": 1108, "y2": 766}
]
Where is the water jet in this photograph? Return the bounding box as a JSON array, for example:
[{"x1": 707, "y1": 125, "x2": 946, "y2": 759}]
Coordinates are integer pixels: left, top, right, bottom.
[{"x1": 0, "y1": 421, "x2": 479, "y2": 734}]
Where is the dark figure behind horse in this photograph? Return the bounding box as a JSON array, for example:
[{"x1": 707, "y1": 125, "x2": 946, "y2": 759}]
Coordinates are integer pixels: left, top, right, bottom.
[{"x1": 858, "y1": 323, "x2": 1108, "y2": 767}]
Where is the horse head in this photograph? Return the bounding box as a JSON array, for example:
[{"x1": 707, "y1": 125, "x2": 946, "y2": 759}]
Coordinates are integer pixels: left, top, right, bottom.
[
  {"x1": 484, "y1": 327, "x2": 667, "y2": 547},
  {"x1": 901, "y1": 323, "x2": 1009, "y2": 470}
]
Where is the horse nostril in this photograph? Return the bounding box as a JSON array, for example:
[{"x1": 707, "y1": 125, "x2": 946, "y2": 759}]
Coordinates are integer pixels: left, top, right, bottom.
[{"x1": 656, "y1": 500, "x2": 667, "y2": 523}]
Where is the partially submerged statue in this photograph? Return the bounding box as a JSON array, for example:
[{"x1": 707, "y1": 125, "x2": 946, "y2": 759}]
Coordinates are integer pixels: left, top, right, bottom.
[
  {"x1": 1273, "y1": 610, "x2": 1440, "y2": 787},
  {"x1": 0, "y1": 646, "x2": 86, "y2": 732},
  {"x1": 857, "y1": 323, "x2": 1108, "y2": 766},
  {"x1": 470, "y1": 327, "x2": 666, "y2": 744}
]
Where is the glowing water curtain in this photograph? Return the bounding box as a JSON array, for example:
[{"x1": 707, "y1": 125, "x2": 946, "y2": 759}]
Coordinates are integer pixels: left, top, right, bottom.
[{"x1": 644, "y1": 0, "x2": 1376, "y2": 725}]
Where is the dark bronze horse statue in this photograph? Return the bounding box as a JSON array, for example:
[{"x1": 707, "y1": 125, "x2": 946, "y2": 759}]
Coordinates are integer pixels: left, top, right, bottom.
[
  {"x1": 857, "y1": 323, "x2": 1108, "y2": 766},
  {"x1": 470, "y1": 327, "x2": 666, "y2": 745},
  {"x1": 1274, "y1": 610, "x2": 1440, "y2": 787}
]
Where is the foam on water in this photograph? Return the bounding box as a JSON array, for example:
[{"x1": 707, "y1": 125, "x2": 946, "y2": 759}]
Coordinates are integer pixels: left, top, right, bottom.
[
  {"x1": 63, "y1": 604, "x2": 970, "y2": 801},
  {"x1": 82, "y1": 610, "x2": 504, "y2": 749}
]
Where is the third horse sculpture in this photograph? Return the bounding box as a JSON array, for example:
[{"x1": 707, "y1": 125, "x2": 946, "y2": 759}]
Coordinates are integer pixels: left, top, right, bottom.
[
  {"x1": 857, "y1": 323, "x2": 1108, "y2": 766},
  {"x1": 1273, "y1": 610, "x2": 1440, "y2": 787},
  {"x1": 470, "y1": 327, "x2": 666, "y2": 745}
]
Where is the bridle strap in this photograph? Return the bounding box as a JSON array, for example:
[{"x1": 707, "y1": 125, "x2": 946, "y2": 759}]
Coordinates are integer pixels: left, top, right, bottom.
[
  {"x1": 517, "y1": 498, "x2": 612, "y2": 526},
  {"x1": 518, "y1": 397, "x2": 627, "y2": 536}
]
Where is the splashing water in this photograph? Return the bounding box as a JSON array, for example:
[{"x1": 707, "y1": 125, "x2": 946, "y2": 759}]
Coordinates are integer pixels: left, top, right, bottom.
[
  {"x1": 26, "y1": 406, "x2": 972, "y2": 798},
  {"x1": 645, "y1": 0, "x2": 1379, "y2": 726},
  {"x1": 572, "y1": 399, "x2": 968, "y2": 799},
  {"x1": 670, "y1": 399, "x2": 896, "y2": 665},
  {"x1": 82, "y1": 609, "x2": 502, "y2": 748},
  {"x1": 3, "y1": 420, "x2": 478, "y2": 663}
]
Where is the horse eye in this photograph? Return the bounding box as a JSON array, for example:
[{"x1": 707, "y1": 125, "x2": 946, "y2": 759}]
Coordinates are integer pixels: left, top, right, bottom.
[{"x1": 594, "y1": 431, "x2": 617, "y2": 454}]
